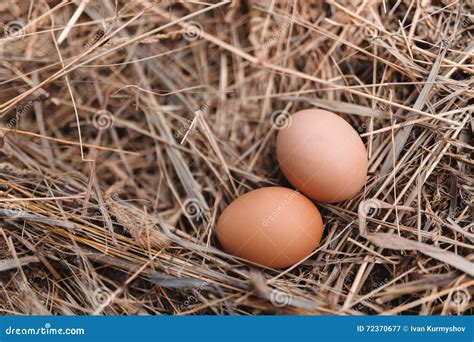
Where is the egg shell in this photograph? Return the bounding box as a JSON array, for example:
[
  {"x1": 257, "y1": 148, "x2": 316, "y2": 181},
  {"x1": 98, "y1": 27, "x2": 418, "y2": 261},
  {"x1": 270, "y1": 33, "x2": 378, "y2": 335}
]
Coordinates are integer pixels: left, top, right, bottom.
[
  {"x1": 216, "y1": 187, "x2": 324, "y2": 269},
  {"x1": 276, "y1": 108, "x2": 368, "y2": 203}
]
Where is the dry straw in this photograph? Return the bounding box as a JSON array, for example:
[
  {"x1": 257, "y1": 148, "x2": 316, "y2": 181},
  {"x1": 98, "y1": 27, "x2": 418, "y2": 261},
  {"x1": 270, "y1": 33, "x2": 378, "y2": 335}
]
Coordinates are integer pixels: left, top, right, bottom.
[{"x1": 0, "y1": 0, "x2": 472, "y2": 315}]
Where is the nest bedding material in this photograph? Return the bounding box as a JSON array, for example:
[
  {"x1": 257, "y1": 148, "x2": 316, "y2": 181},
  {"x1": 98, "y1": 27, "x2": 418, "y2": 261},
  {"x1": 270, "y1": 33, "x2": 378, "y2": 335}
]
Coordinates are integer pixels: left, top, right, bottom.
[{"x1": 0, "y1": 0, "x2": 473, "y2": 315}]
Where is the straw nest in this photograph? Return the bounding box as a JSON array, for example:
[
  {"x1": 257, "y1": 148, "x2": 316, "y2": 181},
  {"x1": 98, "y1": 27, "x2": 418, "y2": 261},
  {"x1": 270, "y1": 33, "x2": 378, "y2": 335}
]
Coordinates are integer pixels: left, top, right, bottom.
[{"x1": 0, "y1": 0, "x2": 472, "y2": 315}]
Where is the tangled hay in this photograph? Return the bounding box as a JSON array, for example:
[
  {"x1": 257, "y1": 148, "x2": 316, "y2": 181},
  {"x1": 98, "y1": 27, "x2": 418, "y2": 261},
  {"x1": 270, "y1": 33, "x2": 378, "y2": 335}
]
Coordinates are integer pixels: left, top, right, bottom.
[{"x1": 0, "y1": 0, "x2": 472, "y2": 315}]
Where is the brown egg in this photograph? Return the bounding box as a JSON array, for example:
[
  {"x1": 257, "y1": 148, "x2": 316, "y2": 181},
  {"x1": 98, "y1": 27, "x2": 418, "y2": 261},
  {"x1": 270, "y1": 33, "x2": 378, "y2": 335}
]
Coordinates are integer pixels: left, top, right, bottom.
[
  {"x1": 276, "y1": 108, "x2": 368, "y2": 203},
  {"x1": 216, "y1": 187, "x2": 324, "y2": 268}
]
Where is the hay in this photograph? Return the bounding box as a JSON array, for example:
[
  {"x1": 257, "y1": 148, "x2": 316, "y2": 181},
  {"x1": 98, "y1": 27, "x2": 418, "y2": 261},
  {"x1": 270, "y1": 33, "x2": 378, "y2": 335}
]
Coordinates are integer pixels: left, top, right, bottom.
[{"x1": 0, "y1": 0, "x2": 472, "y2": 315}]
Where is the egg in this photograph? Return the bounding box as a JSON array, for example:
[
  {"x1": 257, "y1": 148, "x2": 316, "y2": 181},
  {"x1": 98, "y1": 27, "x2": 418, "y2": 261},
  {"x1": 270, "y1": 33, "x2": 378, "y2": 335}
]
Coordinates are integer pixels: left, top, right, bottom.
[
  {"x1": 276, "y1": 108, "x2": 368, "y2": 203},
  {"x1": 216, "y1": 187, "x2": 324, "y2": 268}
]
